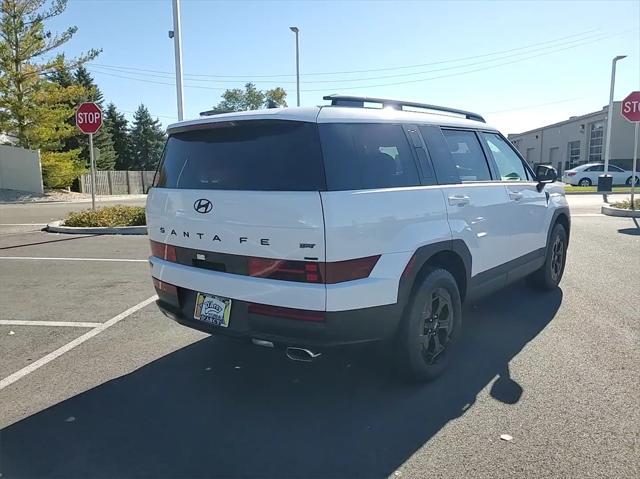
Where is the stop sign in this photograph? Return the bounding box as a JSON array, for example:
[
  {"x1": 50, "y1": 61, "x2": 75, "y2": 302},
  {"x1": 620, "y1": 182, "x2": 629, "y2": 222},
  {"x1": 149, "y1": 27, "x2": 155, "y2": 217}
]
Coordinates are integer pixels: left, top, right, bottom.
[
  {"x1": 76, "y1": 102, "x2": 103, "y2": 134},
  {"x1": 621, "y1": 91, "x2": 640, "y2": 123}
]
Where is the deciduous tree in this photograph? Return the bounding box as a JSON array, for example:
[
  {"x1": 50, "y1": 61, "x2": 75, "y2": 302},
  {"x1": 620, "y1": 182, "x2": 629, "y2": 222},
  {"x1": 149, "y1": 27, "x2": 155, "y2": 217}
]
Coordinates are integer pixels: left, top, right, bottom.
[{"x1": 211, "y1": 82, "x2": 288, "y2": 113}]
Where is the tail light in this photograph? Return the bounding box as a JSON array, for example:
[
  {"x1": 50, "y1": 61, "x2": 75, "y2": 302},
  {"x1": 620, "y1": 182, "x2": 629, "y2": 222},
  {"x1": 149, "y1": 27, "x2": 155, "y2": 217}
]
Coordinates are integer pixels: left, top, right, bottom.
[
  {"x1": 248, "y1": 257, "x2": 322, "y2": 283},
  {"x1": 248, "y1": 303, "x2": 325, "y2": 322},
  {"x1": 323, "y1": 255, "x2": 380, "y2": 284},
  {"x1": 248, "y1": 255, "x2": 379, "y2": 284},
  {"x1": 150, "y1": 240, "x2": 177, "y2": 262},
  {"x1": 567, "y1": 172, "x2": 576, "y2": 177}
]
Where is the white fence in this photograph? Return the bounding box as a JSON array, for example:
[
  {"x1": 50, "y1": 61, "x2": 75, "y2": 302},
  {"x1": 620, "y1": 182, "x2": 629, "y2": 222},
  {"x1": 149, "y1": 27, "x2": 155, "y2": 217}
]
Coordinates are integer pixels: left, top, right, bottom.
[
  {"x1": 79, "y1": 170, "x2": 155, "y2": 195},
  {"x1": 0, "y1": 145, "x2": 44, "y2": 194}
]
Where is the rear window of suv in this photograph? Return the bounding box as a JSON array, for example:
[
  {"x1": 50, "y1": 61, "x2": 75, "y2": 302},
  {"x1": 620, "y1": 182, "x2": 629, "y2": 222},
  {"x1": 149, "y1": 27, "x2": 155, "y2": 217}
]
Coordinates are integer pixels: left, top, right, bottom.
[{"x1": 155, "y1": 120, "x2": 326, "y2": 191}]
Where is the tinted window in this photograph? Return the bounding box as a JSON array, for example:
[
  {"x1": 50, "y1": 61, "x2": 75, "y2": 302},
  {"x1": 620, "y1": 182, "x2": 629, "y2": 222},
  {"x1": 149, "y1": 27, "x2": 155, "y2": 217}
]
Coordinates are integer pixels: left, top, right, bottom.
[
  {"x1": 418, "y1": 125, "x2": 460, "y2": 185},
  {"x1": 586, "y1": 165, "x2": 604, "y2": 172},
  {"x1": 482, "y1": 133, "x2": 528, "y2": 181},
  {"x1": 156, "y1": 120, "x2": 325, "y2": 191},
  {"x1": 441, "y1": 130, "x2": 492, "y2": 181},
  {"x1": 319, "y1": 123, "x2": 420, "y2": 190},
  {"x1": 609, "y1": 165, "x2": 624, "y2": 172}
]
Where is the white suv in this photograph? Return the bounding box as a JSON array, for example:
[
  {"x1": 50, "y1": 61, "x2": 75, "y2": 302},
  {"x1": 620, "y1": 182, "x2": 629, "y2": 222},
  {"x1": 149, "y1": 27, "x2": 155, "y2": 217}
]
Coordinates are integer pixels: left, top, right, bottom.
[{"x1": 147, "y1": 95, "x2": 570, "y2": 381}]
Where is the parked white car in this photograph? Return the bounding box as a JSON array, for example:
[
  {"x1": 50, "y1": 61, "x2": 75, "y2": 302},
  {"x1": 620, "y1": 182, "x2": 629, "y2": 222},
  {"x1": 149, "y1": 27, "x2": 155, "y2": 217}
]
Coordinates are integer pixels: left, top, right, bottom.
[{"x1": 562, "y1": 163, "x2": 640, "y2": 187}]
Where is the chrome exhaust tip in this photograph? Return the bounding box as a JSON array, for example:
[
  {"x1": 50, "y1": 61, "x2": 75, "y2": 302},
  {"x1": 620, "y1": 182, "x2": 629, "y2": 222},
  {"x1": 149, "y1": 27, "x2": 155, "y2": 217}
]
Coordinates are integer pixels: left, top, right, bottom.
[{"x1": 285, "y1": 347, "x2": 322, "y2": 362}]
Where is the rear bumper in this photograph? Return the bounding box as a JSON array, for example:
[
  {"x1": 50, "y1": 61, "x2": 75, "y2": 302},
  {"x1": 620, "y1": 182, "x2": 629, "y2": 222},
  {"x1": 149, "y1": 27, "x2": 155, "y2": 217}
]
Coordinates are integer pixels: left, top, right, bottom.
[{"x1": 154, "y1": 283, "x2": 403, "y2": 349}]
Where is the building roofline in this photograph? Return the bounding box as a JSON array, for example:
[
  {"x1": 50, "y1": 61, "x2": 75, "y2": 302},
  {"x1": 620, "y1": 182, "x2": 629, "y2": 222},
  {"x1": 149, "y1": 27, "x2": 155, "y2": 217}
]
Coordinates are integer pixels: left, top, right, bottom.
[{"x1": 508, "y1": 102, "x2": 619, "y2": 138}]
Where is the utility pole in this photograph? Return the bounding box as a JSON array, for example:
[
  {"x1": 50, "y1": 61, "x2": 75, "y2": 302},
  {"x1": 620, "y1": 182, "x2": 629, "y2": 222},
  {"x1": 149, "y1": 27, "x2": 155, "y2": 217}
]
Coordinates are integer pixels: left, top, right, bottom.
[
  {"x1": 602, "y1": 55, "x2": 626, "y2": 202},
  {"x1": 290, "y1": 26, "x2": 300, "y2": 107},
  {"x1": 171, "y1": 0, "x2": 185, "y2": 120}
]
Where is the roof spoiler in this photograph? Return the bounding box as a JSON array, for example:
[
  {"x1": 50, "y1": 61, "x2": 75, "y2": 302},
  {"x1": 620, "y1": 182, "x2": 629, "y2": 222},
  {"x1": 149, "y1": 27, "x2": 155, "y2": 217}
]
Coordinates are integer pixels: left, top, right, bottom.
[{"x1": 322, "y1": 94, "x2": 485, "y2": 123}]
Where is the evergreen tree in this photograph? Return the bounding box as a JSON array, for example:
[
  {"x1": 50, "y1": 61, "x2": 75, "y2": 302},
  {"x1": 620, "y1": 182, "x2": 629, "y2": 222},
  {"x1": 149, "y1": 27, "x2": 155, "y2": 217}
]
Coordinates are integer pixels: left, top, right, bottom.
[
  {"x1": 93, "y1": 125, "x2": 116, "y2": 170},
  {"x1": 130, "y1": 104, "x2": 166, "y2": 170},
  {"x1": 74, "y1": 65, "x2": 103, "y2": 105},
  {"x1": 104, "y1": 103, "x2": 132, "y2": 169}
]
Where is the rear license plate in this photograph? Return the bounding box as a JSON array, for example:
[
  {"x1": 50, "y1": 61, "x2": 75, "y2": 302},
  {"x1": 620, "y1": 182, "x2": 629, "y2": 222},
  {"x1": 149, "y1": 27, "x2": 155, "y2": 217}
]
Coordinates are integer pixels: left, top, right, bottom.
[{"x1": 193, "y1": 293, "x2": 231, "y2": 327}]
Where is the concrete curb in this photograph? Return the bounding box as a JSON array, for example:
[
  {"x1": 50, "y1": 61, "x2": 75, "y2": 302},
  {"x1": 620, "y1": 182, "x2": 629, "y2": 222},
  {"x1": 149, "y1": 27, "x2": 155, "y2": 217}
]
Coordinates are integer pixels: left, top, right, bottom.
[
  {"x1": 46, "y1": 220, "x2": 148, "y2": 235},
  {"x1": 601, "y1": 205, "x2": 640, "y2": 218}
]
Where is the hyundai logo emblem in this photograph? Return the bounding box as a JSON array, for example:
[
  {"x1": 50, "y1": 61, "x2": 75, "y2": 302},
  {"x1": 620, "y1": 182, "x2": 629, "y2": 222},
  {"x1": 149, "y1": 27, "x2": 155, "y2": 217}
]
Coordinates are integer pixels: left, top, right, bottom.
[{"x1": 193, "y1": 198, "x2": 213, "y2": 214}]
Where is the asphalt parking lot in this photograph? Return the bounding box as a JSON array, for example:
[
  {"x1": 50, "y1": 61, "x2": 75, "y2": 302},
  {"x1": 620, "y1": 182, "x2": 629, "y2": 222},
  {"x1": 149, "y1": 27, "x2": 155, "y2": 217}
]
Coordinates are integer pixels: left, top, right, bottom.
[{"x1": 0, "y1": 195, "x2": 638, "y2": 478}]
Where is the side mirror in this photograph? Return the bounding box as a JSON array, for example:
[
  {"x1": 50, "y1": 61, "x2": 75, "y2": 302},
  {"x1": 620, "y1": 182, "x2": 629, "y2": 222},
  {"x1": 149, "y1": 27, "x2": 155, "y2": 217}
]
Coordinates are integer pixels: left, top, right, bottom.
[{"x1": 535, "y1": 164, "x2": 557, "y2": 191}]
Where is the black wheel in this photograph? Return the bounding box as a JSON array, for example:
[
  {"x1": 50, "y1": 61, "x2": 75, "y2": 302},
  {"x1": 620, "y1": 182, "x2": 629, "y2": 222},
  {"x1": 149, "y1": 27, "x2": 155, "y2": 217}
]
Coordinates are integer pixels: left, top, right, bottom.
[
  {"x1": 578, "y1": 178, "x2": 592, "y2": 187},
  {"x1": 395, "y1": 268, "x2": 462, "y2": 382},
  {"x1": 528, "y1": 223, "x2": 567, "y2": 291},
  {"x1": 626, "y1": 176, "x2": 639, "y2": 186}
]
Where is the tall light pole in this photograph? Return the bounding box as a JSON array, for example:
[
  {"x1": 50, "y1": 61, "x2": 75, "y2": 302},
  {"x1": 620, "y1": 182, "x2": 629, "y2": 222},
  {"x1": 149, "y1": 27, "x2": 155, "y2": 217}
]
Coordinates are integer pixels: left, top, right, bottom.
[
  {"x1": 171, "y1": 0, "x2": 185, "y2": 120},
  {"x1": 289, "y1": 26, "x2": 300, "y2": 107},
  {"x1": 603, "y1": 55, "x2": 627, "y2": 174}
]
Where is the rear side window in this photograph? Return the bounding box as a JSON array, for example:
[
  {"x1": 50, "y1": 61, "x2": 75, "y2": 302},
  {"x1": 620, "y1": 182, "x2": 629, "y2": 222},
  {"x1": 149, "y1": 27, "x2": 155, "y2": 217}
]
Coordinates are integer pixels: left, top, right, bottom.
[
  {"x1": 319, "y1": 123, "x2": 420, "y2": 190},
  {"x1": 156, "y1": 120, "x2": 325, "y2": 191},
  {"x1": 441, "y1": 130, "x2": 492, "y2": 182},
  {"x1": 586, "y1": 165, "x2": 604, "y2": 172}
]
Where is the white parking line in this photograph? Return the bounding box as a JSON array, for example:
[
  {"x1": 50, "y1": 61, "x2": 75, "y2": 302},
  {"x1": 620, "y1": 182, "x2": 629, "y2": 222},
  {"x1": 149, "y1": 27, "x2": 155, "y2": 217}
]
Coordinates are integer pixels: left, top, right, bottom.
[
  {"x1": 0, "y1": 256, "x2": 147, "y2": 263},
  {"x1": 0, "y1": 223, "x2": 47, "y2": 226},
  {"x1": 0, "y1": 295, "x2": 158, "y2": 391},
  {"x1": 0, "y1": 320, "x2": 101, "y2": 328}
]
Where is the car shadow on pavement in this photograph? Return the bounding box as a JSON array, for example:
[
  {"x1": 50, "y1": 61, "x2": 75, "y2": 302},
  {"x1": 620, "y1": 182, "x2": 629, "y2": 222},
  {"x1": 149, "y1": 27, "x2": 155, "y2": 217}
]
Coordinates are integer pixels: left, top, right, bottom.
[{"x1": 1, "y1": 283, "x2": 562, "y2": 479}]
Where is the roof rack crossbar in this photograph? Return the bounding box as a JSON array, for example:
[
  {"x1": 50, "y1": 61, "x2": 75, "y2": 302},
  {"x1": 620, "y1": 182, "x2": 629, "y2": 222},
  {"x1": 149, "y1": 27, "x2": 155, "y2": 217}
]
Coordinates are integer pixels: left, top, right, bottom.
[{"x1": 322, "y1": 95, "x2": 485, "y2": 123}]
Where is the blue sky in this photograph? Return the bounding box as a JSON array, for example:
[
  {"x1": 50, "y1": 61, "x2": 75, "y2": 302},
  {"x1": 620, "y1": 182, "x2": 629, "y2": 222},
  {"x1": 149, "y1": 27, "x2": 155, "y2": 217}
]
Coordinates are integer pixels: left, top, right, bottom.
[{"x1": 51, "y1": 0, "x2": 640, "y2": 134}]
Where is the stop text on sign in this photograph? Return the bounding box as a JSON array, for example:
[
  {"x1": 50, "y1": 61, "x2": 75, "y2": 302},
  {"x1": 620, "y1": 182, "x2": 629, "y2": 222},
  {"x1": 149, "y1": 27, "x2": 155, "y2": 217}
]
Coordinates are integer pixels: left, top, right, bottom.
[
  {"x1": 76, "y1": 112, "x2": 101, "y2": 124},
  {"x1": 621, "y1": 91, "x2": 640, "y2": 123}
]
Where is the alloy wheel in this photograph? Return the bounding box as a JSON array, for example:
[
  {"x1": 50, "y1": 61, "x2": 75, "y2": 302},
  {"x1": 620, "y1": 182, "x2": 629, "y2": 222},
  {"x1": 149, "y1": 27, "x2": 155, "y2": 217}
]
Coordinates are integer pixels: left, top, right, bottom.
[
  {"x1": 550, "y1": 234, "x2": 565, "y2": 282},
  {"x1": 420, "y1": 288, "x2": 454, "y2": 365}
]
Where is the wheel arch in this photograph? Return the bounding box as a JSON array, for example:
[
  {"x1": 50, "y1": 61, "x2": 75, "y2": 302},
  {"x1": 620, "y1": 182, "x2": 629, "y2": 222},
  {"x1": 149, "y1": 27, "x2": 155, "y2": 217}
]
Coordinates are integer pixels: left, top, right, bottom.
[
  {"x1": 549, "y1": 207, "x2": 571, "y2": 244},
  {"x1": 398, "y1": 240, "x2": 471, "y2": 309}
]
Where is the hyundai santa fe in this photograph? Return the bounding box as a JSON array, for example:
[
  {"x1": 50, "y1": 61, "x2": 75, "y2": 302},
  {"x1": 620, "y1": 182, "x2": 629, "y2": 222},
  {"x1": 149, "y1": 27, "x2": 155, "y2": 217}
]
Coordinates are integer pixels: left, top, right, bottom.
[{"x1": 147, "y1": 95, "x2": 570, "y2": 381}]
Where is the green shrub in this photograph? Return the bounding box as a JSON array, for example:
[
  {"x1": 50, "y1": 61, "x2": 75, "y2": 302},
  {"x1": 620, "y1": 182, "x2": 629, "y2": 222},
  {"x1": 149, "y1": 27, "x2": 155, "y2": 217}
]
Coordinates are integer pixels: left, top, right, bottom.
[
  {"x1": 64, "y1": 205, "x2": 146, "y2": 227},
  {"x1": 611, "y1": 198, "x2": 640, "y2": 210},
  {"x1": 41, "y1": 150, "x2": 86, "y2": 189}
]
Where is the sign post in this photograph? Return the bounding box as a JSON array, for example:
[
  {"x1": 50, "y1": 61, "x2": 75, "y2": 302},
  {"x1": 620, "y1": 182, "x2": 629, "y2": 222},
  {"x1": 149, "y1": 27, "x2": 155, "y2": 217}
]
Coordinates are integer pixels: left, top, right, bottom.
[
  {"x1": 75, "y1": 102, "x2": 103, "y2": 210},
  {"x1": 621, "y1": 91, "x2": 640, "y2": 209}
]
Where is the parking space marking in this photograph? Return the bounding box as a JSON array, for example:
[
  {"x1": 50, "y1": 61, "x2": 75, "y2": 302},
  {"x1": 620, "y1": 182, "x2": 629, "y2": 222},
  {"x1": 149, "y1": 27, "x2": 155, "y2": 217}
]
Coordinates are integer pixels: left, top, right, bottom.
[
  {"x1": 0, "y1": 256, "x2": 147, "y2": 263},
  {"x1": 0, "y1": 295, "x2": 158, "y2": 391},
  {"x1": 0, "y1": 320, "x2": 101, "y2": 328}
]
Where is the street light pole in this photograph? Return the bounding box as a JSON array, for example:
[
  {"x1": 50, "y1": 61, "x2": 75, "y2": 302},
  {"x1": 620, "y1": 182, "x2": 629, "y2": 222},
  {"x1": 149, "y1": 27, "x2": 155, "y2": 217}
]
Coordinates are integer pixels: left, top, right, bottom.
[
  {"x1": 290, "y1": 26, "x2": 300, "y2": 107},
  {"x1": 171, "y1": 0, "x2": 185, "y2": 121},
  {"x1": 604, "y1": 55, "x2": 627, "y2": 174}
]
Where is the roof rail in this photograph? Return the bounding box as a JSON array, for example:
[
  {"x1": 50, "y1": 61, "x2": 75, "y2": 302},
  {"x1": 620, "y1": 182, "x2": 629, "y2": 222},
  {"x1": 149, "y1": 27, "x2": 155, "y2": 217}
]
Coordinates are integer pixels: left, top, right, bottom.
[{"x1": 322, "y1": 94, "x2": 486, "y2": 123}]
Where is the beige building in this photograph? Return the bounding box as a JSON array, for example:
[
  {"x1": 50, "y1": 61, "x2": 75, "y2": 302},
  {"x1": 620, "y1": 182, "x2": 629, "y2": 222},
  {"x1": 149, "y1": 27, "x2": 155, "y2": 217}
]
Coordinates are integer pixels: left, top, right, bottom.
[{"x1": 508, "y1": 101, "x2": 639, "y2": 173}]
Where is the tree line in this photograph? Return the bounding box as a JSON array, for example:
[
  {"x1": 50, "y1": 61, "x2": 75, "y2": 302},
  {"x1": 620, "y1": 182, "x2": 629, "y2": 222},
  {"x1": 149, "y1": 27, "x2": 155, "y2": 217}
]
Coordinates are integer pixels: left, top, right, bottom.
[
  {"x1": 0, "y1": 0, "x2": 288, "y2": 190},
  {"x1": 0, "y1": 0, "x2": 166, "y2": 188}
]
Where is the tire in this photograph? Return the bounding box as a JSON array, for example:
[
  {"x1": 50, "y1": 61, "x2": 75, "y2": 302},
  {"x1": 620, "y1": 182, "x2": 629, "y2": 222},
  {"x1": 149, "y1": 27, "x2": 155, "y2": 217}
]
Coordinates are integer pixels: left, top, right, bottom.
[
  {"x1": 578, "y1": 178, "x2": 592, "y2": 187},
  {"x1": 395, "y1": 268, "x2": 462, "y2": 382},
  {"x1": 626, "y1": 176, "x2": 639, "y2": 186},
  {"x1": 528, "y1": 223, "x2": 568, "y2": 291}
]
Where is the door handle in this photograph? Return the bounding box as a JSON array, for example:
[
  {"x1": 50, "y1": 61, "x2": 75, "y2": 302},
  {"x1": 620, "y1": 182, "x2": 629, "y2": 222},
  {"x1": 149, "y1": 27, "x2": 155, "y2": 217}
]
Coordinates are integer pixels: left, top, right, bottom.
[
  {"x1": 508, "y1": 191, "x2": 523, "y2": 201},
  {"x1": 448, "y1": 195, "x2": 470, "y2": 206}
]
